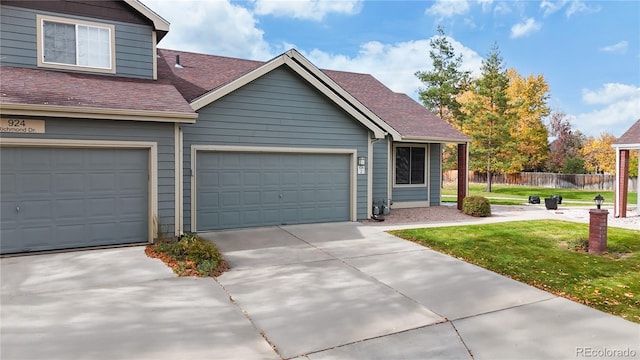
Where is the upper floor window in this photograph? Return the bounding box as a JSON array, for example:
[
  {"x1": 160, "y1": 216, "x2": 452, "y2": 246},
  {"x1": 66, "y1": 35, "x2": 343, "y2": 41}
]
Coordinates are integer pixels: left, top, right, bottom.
[{"x1": 37, "y1": 15, "x2": 115, "y2": 74}]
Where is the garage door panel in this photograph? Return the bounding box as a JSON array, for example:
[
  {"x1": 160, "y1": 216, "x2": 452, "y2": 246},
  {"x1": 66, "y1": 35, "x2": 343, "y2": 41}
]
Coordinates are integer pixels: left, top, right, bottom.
[
  {"x1": 23, "y1": 174, "x2": 52, "y2": 193},
  {"x1": 21, "y1": 148, "x2": 51, "y2": 168},
  {"x1": 20, "y1": 200, "x2": 52, "y2": 219},
  {"x1": 221, "y1": 192, "x2": 241, "y2": 206},
  {"x1": 196, "y1": 151, "x2": 351, "y2": 230},
  {"x1": 0, "y1": 147, "x2": 149, "y2": 254},
  {"x1": 262, "y1": 190, "x2": 281, "y2": 205},
  {"x1": 56, "y1": 199, "x2": 87, "y2": 218},
  {"x1": 55, "y1": 173, "x2": 84, "y2": 193},
  {"x1": 1, "y1": 174, "x2": 16, "y2": 194},
  {"x1": 262, "y1": 172, "x2": 280, "y2": 186},
  {"x1": 221, "y1": 212, "x2": 240, "y2": 226},
  {"x1": 243, "y1": 191, "x2": 261, "y2": 205},
  {"x1": 243, "y1": 172, "x2": 260, "y2": 186},
  {"x1": 88, "y1": 173, "x2": 116, "y2": 192},
  {"x1": 55, "y1": 149, "x2": 86, "y2": 168}
]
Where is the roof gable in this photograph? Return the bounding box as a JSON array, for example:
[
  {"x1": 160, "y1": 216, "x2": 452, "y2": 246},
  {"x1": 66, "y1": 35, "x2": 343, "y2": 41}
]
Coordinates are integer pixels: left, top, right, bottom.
[
  {"x1": 159, "y1": 49, "x2": 387, "y2": 139},
  {"x1": 613, "y1": 119, "x2": 640, "y2": 147},
  {"x1": 158, "y1": 48, "x2": 468, "y2": 143}
]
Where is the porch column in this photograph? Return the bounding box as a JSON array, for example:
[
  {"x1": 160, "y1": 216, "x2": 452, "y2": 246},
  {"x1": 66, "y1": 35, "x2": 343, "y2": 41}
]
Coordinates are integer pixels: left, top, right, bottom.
[
  {"x1": 457, "y1": 142, "x2": 468, "y2": 211},
  {"x1": 615, "y1": 149, "x2": 630, "y2": 218}
]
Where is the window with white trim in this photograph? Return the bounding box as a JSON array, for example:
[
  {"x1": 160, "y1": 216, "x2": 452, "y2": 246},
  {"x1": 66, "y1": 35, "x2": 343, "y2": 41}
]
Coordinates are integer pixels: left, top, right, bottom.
[
  {"x1": 395, "y1": 146, "x2": 426, "y2": 185},
  {"x1": 37, "y1": 15, "x2": 115, "y2": 73}
]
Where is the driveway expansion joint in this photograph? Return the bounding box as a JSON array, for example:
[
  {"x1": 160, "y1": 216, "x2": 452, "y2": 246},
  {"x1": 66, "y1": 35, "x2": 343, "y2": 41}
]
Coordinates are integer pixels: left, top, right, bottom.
[{"x1": 213, "y1": 276, "x2": 284, "y2": 359}]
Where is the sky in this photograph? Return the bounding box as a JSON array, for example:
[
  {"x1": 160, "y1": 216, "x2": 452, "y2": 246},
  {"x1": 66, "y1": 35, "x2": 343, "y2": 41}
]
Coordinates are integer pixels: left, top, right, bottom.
[{"x1": 143, "y1": 0, "x2": 640, "y2": 138}]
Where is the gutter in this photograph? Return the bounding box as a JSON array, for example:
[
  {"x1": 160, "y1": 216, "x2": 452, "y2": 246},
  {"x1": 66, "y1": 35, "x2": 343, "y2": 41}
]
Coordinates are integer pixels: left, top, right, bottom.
[{"x1": 0, "y1": 103, "x2": 198, "y2": 123}]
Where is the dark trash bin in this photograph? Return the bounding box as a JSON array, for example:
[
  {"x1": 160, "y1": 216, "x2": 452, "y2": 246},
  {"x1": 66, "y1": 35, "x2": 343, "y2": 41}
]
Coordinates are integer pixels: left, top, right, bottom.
[
  {"x1": 544, "y1": 197, "x2": 557, "y2": 210},
  {"x1": 552, "y1": 195, "x2": 563, "y2": 205},
  {"x1": 528, "y1": 195, "x2": 541, "y2": 204}
]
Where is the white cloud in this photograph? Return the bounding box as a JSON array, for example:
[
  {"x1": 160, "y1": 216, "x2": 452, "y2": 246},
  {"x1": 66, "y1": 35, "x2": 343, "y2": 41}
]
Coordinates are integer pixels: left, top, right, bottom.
[
  {"x1": 599, "y1": 41, "x2": 628, "y2": 54},
  {"x1": 540, "y1": 0, "x2": 567, "y2": 17},
  {"x1": 145, "y1": 0, "x2": 278, "y2": 60},
  {"x1": 143, "y1": 0, "x2": 483, "y2": 101},
  {"x1": 298, "y1": 36, "x2": 483, "y2": 99},
  {"x1": 252, "y1": 0, "x2": 362, "y2": 21},
  {"x1": 575, "y1": 83, "x2": 640, "y2": 136},
  {"x1": 540, "y1": 0, "x2": 598, "y2": 18},
  {"x1": 582, "y1": 83, "x2": 640, "y2": 105},
  {"x1": 426, "y1": 0, "x2": 470, "y2": 18},
  {"x1": 510, "y1": 18, "x2": 542, "y2": 38}
]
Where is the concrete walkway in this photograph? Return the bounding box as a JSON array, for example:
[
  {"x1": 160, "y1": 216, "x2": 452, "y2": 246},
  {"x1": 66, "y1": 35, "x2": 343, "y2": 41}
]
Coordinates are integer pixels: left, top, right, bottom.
[{"x1": 2, "y1": 209, "x2": 638, "y2": 360}]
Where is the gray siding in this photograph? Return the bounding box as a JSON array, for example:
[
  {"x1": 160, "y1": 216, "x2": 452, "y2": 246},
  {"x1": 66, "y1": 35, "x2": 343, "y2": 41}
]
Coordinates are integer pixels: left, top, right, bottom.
[
  {"x1": 429, "y1": 143, "x2": 442, "y2": 206},
  {"x1": 392, "y1": 186, "x2": 428, "y2": 203},
  {"x1": 0, "y1": 5, "x2": 154, "y2": 79},
  {"x1": 182, "y1": 66, "x2": 371, "y2": 230},
  {"x1": 0, "y1": 118, "x2": 176, "y2": 235},
  {"x1": 372, "y1": 137, "x2": 389, "y2": 205}
]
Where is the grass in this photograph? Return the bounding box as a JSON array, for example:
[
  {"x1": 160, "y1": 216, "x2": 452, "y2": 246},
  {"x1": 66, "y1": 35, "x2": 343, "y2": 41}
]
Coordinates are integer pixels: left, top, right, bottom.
[
  {"x1": 441, "y1": 183, "x2": 637, "y2": 206},
  {"x1": 390, "y1": 220, "x2": 640, "y2": 323}
]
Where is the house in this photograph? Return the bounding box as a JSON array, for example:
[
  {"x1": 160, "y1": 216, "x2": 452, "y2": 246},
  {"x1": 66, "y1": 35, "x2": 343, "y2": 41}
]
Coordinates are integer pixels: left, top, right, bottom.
[
  {"x1": 612, "y1": 119, "x2": 640, "y2": 218},
  {"x1": 0, "y1": 0, "x2": 469, "y2": 254}
]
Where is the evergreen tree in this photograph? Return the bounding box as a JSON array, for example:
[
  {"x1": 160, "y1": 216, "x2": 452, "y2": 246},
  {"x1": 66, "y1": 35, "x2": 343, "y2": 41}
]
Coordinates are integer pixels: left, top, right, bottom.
[
  {"x1": 415, "y1": 26, "x2": 470, "y2": 171},
  {"x1": 416, "y1": 26, "x2": 470, "y2": 127},
  {"x1": 459, "y1": 43, "x2": 512, "y2": 192}
]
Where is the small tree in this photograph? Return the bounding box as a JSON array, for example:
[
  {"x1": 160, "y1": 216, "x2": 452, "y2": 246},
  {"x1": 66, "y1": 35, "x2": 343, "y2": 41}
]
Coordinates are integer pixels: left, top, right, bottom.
[
  {"x1": 546, "y1": 112, "x2": 585, "y2": 173},
  {"x1": 581, "y1": 132, "x2": 616, "y2": 174}
]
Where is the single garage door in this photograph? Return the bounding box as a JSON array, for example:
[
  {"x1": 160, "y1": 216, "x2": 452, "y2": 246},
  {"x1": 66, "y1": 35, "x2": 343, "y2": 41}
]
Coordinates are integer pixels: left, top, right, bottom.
[
  {"x1": 0, "y1": 147, "x2": 149, "y2": 254},
  {"x1": 196, "y1": 151, "x2": 351, "y2": 230}
]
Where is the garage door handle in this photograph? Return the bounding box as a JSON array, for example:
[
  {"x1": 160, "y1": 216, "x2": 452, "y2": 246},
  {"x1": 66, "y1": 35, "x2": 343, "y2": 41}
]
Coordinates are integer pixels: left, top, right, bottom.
[{"x1": 16, "y1": 206, "x2": 20, "y2": 213}]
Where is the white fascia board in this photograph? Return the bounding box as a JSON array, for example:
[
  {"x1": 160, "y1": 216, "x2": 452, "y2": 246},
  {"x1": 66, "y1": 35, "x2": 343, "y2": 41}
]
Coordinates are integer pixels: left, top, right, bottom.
[
  {"x1": 124, "y1": 0, "x2": 170, "y2": 32},
  {"x1": 0, "y1": 103, "x2": 197, "y2": 123},
  {"x1": 399, "y1": 136, "x2": 470, "y2": 144},
  {"x1": 286, "y1": 50, "x2": 400, "y2": 141},
  {"x1": 612, "y1": 143, "x2": 640, "y2": 149}
]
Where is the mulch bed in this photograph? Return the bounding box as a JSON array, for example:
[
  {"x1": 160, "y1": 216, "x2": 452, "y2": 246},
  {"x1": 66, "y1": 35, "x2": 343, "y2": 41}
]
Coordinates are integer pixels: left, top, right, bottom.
[{"x1": 145, "y1": 244, "x2": 230, "y2": 277}]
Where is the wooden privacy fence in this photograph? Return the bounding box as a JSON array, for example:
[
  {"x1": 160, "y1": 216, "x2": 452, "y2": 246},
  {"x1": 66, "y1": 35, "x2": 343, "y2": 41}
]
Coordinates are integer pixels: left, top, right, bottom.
[{"x1": 443, "y1": 171, "x2": 638, "y2": 191}]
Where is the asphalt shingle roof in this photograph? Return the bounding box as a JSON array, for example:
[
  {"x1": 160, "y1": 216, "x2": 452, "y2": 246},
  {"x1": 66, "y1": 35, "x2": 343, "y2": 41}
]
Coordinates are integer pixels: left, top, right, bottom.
[
  {"x1": 0, "y1": 66, "x2": 194, "y2": 114},
  {"x1": 615, "y1": 119, "x2": 640, "y2": 145},
  {"x1": 2, "y1": 49, "x2": 468, "y2": 142}
]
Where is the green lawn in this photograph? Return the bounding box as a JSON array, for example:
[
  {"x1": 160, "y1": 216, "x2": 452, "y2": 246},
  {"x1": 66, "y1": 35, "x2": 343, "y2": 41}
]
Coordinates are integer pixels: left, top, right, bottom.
[
  {"x1": 442, "y1": 183, "x2": 637, "y2": 206},
  {"x1": 391, "y1": 220, "x2": 640, "y2": 323}
]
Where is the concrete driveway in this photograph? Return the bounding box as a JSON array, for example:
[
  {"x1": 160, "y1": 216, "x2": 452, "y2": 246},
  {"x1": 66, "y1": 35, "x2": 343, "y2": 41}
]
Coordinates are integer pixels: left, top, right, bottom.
[
  {"x1": 2, "y1": 221, "x2": 639, "y2": 360},
  {"x1": 0, "y1": 247, "x2": 278, "y2": 360}
]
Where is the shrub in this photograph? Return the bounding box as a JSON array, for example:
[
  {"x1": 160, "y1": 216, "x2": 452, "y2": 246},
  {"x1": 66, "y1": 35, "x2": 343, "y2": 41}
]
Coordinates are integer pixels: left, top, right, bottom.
[
  {"x1": 462, "y1": 196, "x2": 491, "y2": 217},
  {"x1": 148, "y1": 232, "x2": 228, "y2": 277}
]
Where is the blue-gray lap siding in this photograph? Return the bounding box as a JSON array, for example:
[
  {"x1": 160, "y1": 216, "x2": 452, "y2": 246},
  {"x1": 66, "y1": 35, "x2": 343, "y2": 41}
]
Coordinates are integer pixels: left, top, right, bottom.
[
  {"x1": 0, "y1": 118, "x2": 176, "y2": 236},
  {"x1": 391, "y1": 143, "x2": 442, "y2": 206},
  {"x1": 372, "y1": 138, "x2": 390, "y2": 205},
  {"x1": 182, "y1": 66, "x2": 371, "y2": 231},
  {"x1": 0, "y1": 4, "x2": 155, "y2": 79}
]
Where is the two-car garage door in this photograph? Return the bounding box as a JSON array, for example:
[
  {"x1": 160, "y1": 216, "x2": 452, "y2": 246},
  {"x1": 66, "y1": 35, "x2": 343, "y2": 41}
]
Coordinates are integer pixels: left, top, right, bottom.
[
  {"x1": 1, "y1": 146, "x2": 149, "y2": 254},
  {"x1": 196, "y1": 151, "x2": 352, "y2": 231}
]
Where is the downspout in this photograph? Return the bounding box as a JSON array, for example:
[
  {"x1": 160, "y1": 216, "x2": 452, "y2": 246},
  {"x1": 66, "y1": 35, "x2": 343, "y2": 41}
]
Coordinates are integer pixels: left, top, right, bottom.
[{"x1": 369, "y1": 136, "x2": 383, "y2": 220}]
